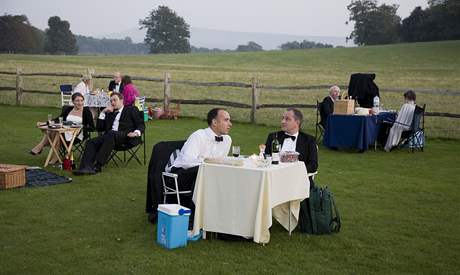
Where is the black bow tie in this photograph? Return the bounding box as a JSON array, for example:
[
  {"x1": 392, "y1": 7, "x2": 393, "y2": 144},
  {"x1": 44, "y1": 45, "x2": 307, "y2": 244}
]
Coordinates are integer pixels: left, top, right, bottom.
[
  {"x1": 215, "y1": 136, "x2": 223, "y2": 142},
  {"x1": 283, "y1": 133, "x2": 296, "y2": 141}
]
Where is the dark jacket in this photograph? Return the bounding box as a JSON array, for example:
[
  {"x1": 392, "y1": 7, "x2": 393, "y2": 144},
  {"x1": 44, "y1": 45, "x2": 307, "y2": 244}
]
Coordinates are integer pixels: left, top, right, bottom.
[
  {"x1": 108, "y1": 80, "x2": 124, "y2": 93},
  {"x1": 320, "y1": 96, "x2": 334, "y2": 128},
  {"x1": 96, "y1": 106, "x2": 145, "y2": 146},
  {"x1": 146, "y1": 140, "x2": 186, "y2": 216},
  {"x1": 56, "y1": 106, "x2": 95, "y2": 140},
  {"x1": 264, "y1": 130, "x2": 318, "y2": 174},
  {"x1": 347, "y1": 73, "x2": 380, "y2": 108}
]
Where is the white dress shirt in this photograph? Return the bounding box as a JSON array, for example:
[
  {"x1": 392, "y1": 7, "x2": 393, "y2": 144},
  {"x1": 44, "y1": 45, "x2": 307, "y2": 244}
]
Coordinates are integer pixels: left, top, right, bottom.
[
  {"x1": 172, "y1": 127, "x2": 232, "y2": 169},
  {"x1": 281, "y1": 132, "x2": 298, "y2": 152}
]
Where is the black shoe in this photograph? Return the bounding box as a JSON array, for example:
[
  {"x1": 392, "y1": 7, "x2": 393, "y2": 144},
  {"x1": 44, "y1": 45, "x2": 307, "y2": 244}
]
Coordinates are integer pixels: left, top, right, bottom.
[
  {"x1": 29, "y1": 149, "x2": 42, "y2": 155},
  {"x1": 73, "y1": 167, "x2": 96, "y2": 176},
  {"x1": 94, "y1": 163, "x2": 102, "y2": 173}
]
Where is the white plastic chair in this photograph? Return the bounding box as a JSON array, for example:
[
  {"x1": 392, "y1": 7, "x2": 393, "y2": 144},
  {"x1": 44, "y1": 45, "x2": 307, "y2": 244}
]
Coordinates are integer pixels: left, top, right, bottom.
[
  {"x1": 60, "y1": 84, "x2": 73, "y2": 107},
  {"x1": 161, "y1": 172, "x2": 192, "y2": 204}
]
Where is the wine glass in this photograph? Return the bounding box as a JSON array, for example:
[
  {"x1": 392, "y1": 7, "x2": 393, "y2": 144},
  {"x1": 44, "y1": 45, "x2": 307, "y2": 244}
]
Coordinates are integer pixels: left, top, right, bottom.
[{"x1": 232, "y1": 146, "x2": 240, "y2": 157}]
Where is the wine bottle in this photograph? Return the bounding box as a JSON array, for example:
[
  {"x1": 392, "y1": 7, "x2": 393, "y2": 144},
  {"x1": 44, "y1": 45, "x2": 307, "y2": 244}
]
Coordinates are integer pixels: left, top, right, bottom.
[{"x1": 271, "y1": 133, "x2": 280, "y2": 165}]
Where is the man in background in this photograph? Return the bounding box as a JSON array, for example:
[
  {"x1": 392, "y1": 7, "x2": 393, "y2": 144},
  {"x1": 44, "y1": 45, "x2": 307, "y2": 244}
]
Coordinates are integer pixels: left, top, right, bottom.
[
  {"x1": 320, "y1": 85, "x2": 340, "y2": 128},
  {"x1": 108, "y1": 72, "x2": 124, "y2": 94}
]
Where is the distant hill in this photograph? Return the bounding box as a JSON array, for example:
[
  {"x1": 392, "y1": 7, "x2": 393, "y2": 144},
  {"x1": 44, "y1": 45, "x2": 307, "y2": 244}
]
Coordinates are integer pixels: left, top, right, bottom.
[{"x1": 99, "y1": 27, "x2": 350, "y2": 50}]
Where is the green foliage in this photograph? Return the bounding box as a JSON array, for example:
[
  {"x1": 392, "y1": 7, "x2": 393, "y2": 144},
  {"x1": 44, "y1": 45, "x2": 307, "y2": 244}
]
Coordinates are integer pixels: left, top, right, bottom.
[
  {"x1": 76, "y1": 35, "x2": 149, "y2": 55},
  {"x1": 44, "y1": 16, "x2": 78, "y2": 55},
  {"x1": 279, "y1": 40, "x2": 333, "y2": 50},
  {"x1": 346, "y1": 0, "x2": 401, "y2": 45},
  {"x1": 401, "y1": 0, "x2": 460, "y2": 42},
  {"x1": 0, "y1": 14, "x2": 44, "y2": 54},
  {"x1": 236, "y1": 41, "x2": 264, "y2": 52},
  {"x1": 139, "y1": 6, "x2": 191, "y2": 54},
  {"x1": 0, "y1": 105, "x2": 459, "y2": 274}
]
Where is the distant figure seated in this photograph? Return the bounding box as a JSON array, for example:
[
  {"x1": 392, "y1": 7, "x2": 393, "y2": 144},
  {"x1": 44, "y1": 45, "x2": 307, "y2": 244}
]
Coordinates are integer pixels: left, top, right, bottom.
[
  {"x1": 384, "y1": 90, "x2": 417, "y2": 152},
  {"x1": 320, "y1": 85, "x2": 340, "y2": 128},
  {"x1": 74, "y1": 75, "x2": 92, "y2": 96},
  {"x1": 73, "y1": 92, "x2": 145, "y2": 175},
  {"x1": 121, "y1": 75, "x2": 140, "y2": 107},
  {"x1": 108, "y1": 72, "x2": 124, "y2": 94}
]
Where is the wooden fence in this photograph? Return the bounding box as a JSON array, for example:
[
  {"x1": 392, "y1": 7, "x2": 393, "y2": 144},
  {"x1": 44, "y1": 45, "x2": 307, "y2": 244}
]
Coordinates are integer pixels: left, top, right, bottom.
[{"x1": 0, "y1": 69, "x2": 459, "y2": 123}]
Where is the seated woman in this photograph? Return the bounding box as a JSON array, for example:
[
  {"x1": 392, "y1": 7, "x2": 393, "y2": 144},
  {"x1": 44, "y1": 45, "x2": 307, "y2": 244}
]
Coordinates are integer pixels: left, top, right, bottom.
[
  {"x1": 384, "y1": 90, "x2": 417, "y2": 152},
  {"x1": 30, "y1": 93, "x2": 95, "y2": 162},
  {"x1": 73, "y1": 75, "x2": 92, "y2": 96},
  {"x1": 121, "y1": 75, "x2": 140, "y2": 106}
]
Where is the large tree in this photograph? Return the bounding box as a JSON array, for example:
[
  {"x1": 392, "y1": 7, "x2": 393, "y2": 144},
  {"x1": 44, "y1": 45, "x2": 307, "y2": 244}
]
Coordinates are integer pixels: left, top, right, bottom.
[
  {"x1": 401, "y1": 0, "x2": 460, "y2": 42},
  {"x1": 0, "y1": 14, "x2": 44, "y2": 54},
  {"x1": 346, "y1": 0, "x2": 401, "y2": 45},
  {"x1": 139, "y1": 6, "x2": 191, "y2": 54},
  {"x1": 44, "y1": 16, "x2": 78, "y2": 55}
]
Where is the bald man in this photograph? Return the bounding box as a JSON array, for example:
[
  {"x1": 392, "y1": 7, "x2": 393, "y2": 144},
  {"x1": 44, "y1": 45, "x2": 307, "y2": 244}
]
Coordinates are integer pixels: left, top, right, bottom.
[{"x1": 108, "y1": 72, "x2": 124, "y2": 93}]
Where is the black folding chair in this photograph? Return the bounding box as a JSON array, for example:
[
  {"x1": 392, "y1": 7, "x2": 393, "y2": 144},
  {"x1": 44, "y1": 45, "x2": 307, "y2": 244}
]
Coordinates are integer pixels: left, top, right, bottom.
[
  {"x1": 315, "y1": 100, "x2": 325, "y2": 144},
  {"x1": 109, "y1": 131, "x2": 146, "y2": 166},
  {"x1": 398, "y1": 104, "x2": 426, "y2": 152},
  {"x1": 108, "y1": 110, "x2": 147, "y2": 166}
]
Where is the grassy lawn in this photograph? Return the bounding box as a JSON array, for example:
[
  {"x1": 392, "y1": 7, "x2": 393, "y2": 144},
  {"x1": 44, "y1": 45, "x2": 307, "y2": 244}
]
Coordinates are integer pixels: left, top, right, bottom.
[
  {"x1": 1, "y1": 40, "x2": 460, "y2": 138},
  {"x1": 0, "y1": 105, "x2": 459, "y2": 274}
]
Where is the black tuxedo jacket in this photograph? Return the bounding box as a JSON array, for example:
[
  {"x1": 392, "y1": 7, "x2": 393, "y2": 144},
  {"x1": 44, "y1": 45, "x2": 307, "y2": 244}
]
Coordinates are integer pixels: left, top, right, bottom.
[
  {"x1": 320, "y1": 96, "x2": 334, "y2": 127},
  {"x1": 108, "y1": 80, "x2": 124, "y2": 93},
  {"x1": 97, "y1": 106, "x2": 145, "y2": 146},
  {"x1": 264, "y1": 130, "x2": 318, "y2": 173}
]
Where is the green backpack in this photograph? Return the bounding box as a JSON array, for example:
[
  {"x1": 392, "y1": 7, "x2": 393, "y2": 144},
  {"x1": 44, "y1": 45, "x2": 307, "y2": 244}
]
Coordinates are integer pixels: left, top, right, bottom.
[{"x1": 299, "y1": 185, "x2": 341, "y2": 234}]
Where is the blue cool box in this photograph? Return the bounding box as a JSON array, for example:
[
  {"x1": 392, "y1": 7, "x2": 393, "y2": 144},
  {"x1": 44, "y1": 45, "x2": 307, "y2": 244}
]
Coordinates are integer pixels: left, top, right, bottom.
[{"x1": 156, "y1": 204, "x2": 190, "y2": 249}]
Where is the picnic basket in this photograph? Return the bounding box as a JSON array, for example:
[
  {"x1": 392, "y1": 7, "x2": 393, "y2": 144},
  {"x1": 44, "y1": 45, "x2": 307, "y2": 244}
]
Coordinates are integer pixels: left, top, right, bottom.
[{"x1": 0, "y1": 164, "x2": 26, "y2": 189}]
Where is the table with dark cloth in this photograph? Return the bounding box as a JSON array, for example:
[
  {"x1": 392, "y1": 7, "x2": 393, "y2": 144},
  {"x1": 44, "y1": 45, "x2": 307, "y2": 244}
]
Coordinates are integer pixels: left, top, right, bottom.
[{"x1": 323, "y1": 112, "x2": 396, "y2": 151}]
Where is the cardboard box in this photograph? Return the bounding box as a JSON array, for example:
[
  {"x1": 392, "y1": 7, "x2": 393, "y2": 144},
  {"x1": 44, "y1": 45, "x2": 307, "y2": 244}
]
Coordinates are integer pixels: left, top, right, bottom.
[
  {"x1": 0, "y1": 164, "x2": 26, "y2": 189},
  {"x1": 333, "y1": 100, "x2": 355, "y2": 115}
]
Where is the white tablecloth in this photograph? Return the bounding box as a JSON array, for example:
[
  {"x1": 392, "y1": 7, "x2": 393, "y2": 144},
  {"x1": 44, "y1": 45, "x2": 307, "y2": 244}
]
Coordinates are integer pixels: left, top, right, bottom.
[
  {"x1": 85, "y1": 93, "x2": 110, "y2": 108},
  {"x1": 192, "y1": 161, "x2": 309, "y2": 244}
]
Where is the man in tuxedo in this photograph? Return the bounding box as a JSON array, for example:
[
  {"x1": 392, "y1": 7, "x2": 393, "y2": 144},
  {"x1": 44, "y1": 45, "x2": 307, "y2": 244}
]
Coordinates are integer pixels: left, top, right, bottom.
[
  {"x1": 74, "y1": 92, "x2": 144, "y2": 175},
  {"x1": 319, "y1": 85, "x2": 340, "y2": 128},
  {"x1": 108, "y1": 72, "x2": 124, "y2": 93},
  {"x1": 265, "y1": 108, "x2": 318, "y2": 183}
]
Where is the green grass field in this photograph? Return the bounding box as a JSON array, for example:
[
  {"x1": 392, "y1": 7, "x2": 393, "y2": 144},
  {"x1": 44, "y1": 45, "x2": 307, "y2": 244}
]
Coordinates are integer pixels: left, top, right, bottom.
[
  {"x1": 0, "y1": 105, "x2": 459, "y2": 274},
  {"x1": 1, "y1": 40, "x2": 460, "y2": 138}
]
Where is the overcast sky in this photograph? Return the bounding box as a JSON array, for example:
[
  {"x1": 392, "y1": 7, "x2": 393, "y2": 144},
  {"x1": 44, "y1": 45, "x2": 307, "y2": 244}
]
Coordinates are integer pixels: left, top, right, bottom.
[{"x1": 1, "y1": 0, "x2": 428, "y2": 38}]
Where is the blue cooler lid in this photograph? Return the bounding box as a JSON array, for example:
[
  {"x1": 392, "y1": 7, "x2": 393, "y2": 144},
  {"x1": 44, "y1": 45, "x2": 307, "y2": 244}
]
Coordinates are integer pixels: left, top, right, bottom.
[{"x1": 157, "y1": 204, "x2": 191, "y2": 216}]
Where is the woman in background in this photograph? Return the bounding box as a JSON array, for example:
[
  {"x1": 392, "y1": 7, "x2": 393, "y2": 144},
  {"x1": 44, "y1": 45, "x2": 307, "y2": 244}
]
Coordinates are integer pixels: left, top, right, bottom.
[
  {"x1": 73, "y1": 75, "x2": 92, "y2": 96},
  {"x1": 30, "y1": 93, "x2": 95, "y2": 162},
  {"x1": 384, "y1": 90, "x2": 417, "y2": 152},
  {"x1": 121, "y1": 75, "x2": 140, "y2": 106}
]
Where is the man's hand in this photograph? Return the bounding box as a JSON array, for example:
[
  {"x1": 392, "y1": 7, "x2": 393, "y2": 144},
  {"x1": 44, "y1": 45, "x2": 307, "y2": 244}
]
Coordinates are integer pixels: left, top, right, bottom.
[
  {"x1": 102, "y1": 106, "x2": 114, "y2": 113},
  {"x1": 127, "y1": 132, "x2": 138, "y2": 138}
]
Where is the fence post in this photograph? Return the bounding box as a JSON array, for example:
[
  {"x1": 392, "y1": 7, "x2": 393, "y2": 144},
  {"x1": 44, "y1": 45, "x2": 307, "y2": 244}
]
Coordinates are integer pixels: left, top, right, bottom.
[
  {"x1": 163, "y1": 72, "x2": 171, "y2": 110},
  {"x1": 250, "y1": 77, "x2": 259, "y2": 124},
  {"x1": 16, "y1": 67, "x2": 23, "y2": 106}
]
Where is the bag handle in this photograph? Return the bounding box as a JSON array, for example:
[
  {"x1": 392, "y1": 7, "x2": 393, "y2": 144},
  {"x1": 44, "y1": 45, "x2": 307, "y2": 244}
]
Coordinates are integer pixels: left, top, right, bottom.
[{"x1": 329, "y1": 191, "x2": 341, "y2": 233}]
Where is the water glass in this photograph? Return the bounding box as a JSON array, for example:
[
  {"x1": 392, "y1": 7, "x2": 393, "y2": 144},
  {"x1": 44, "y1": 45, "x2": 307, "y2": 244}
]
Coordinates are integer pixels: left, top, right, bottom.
[
  {"x1": 59, "y1": 116, "x2": 63, "y2": 125},
  {"x1": 232, "y1": 146, "x2": 240, "y2": 157},
  {"x1": 47, "y1": 114, "x2": 53, "y2": 125}
]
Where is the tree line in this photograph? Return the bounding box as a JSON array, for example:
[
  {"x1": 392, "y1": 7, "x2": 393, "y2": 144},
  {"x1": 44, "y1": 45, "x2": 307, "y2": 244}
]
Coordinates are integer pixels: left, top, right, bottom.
[{"x1": 347, "y1": 0, "x2": 460, "y2": 45}]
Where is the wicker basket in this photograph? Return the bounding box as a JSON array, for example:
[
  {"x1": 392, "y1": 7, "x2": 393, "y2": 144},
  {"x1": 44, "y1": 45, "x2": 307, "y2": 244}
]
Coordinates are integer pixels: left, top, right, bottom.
[
  {"x1": 0, "y1": 164, "x2": 26, "y2": 189},
  {"x1": 333, "y1": 100, "x2": 355, "y2": 115}
]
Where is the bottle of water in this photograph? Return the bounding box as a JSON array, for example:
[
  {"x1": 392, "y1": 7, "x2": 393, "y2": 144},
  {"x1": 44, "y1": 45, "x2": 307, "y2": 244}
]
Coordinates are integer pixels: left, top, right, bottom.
[
  {"x1": 373, "y1": 96, "x2": 380, "y2": 114},
  {"x1": 373, "y1": 96, "x2": 380, "y2": 108}
]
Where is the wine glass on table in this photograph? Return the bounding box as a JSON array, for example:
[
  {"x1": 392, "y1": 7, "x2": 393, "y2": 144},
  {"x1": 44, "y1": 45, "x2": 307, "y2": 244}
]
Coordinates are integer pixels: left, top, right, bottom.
[{"x1": 232, "y1": 146, "x2": 240, "y2": 157}]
